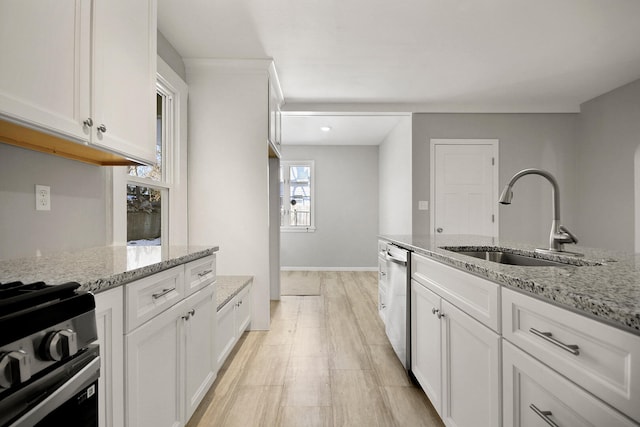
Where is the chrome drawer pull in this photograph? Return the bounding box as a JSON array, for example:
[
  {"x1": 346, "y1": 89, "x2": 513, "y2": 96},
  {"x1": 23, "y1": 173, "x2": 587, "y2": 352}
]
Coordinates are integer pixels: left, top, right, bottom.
[
  {"x1": 198, "y1": 269, "x2": 213, "y2": 277},
  {"x1": 529, "y1": 404, "x2": 559, "y2": 427},
  {"x1": 529, "y1": 328, "x2": 580, "y2": 355},
  {"x1": 152, "y1": 288, "x2": 175, "y2": 299}
]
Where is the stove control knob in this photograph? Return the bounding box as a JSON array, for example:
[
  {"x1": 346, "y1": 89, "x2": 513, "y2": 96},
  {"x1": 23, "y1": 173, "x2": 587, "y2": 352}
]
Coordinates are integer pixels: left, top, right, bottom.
[
  {"x1": 45, "y1": 329, "x2": 78, "y2": 361},
  {"x1": 0, "y1": 350, "x2": 31, "y2": 388}
]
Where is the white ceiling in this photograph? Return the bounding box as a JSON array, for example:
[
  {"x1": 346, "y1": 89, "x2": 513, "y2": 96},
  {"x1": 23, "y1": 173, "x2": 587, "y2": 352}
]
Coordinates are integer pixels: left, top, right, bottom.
[
  {"x1": 281, "y1": 114, "x2": 405, "y2": 145},
  {"x1": 157, "y1": 0, "x2": 640, "y2": 142}
]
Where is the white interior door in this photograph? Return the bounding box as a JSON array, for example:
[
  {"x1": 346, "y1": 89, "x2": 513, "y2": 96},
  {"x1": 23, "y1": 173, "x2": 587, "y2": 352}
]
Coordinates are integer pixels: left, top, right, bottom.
[{"x1": 430, "y1": 139, "x2": 499, "y2": 237}]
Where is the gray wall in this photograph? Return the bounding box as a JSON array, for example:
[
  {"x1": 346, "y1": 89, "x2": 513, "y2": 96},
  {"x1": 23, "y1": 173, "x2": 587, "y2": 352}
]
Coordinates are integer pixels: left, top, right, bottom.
[
  {"x1": 280, "y1": 145, "x2": 379, "y2": 269},
  {"x1": 379, "y1": 117, "x2": 412, "y2": 235},
  {"x1": 575, "y1": 79, "x2": 640, "y2": 252},
  {"x1": 158, "y1": 31, "x2": 186, "y2": 81},
  {"x1": 0, "y1": 144, "x2": 107, "y2": 259},
  {"x1": 412, "y1": 114, "x2": 579, "y2": 247}
]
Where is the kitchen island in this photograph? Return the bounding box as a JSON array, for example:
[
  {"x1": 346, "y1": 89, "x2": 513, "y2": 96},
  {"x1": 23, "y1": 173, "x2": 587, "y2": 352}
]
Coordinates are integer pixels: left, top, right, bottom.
[
  {"x1": 380, "y1": 234, "x2": 640, "y2": 335},
  {"x1": 380, "y1": 234, "x2": 640, "y2": 426}
]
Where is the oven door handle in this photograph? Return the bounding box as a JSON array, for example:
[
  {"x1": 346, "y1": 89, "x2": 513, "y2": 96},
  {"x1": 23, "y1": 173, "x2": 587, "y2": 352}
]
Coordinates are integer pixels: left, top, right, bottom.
[{"x1": 9, "y1": 356, "x2": 100, "y2": 427}]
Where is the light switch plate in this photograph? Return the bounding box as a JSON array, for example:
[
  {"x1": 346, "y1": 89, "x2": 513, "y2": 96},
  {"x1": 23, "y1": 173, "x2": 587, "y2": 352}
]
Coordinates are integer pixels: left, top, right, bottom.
[
  {"x1": 418, "y1": 200, "x2": 429, "y2": 211},
  {"x1": 36, "y1": 185, "x2": 50, "y2": 211}
]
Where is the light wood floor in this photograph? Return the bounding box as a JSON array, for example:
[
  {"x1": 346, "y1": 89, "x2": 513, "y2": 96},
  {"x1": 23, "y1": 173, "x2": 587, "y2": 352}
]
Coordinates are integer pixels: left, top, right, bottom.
[{"x1": 188, "y1": 271, "x2": 444, "y2": 427}]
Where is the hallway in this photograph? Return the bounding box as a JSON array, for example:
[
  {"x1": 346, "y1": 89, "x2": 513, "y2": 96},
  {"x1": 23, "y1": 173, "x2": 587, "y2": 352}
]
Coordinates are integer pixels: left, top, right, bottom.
[{"x1": 188, "y1": 271, "x2": 443, "y2": 427}]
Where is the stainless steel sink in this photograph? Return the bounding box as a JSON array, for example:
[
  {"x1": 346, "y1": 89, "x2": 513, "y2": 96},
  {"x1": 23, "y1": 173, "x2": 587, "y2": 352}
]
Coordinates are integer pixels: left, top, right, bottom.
[{"x1": 452, "y1": 250, "x2": 567, "y2": 267}]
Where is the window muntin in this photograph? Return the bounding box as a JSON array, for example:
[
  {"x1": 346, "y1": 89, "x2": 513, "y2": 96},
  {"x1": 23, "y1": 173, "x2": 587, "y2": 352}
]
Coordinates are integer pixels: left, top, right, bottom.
[
  {"x1": 127, "y1": 91, "x2": 171, "y2": 246},
  {"x1": 280, "y1": 161, "x2": 315, "y2": 231}
]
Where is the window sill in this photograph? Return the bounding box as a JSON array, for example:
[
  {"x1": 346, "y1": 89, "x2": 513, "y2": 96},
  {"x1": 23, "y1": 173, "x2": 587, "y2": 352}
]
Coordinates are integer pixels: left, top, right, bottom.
[{"x1": 281, "y1": 227, "x2": 316, "y2": 233}]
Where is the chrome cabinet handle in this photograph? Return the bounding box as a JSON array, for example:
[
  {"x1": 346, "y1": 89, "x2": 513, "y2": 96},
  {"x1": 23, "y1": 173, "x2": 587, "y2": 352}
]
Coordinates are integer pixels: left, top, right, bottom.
[
  {"x1": 198, "y1": 269, "x2": 213, "y2": 277},
  {"x1": 431, "y1": 308, "x2": 445, "y2": 319},
  {"x1": 152, "y1": 288, "x2": 175, "y2": 299},
  {"x1": 529, "y1": 328, "x2": 580, "y2": 355},
  {"x1": 182, "y1": 309, "x2": 196, "y2": 321},
  {"x1": 529, "y1": 404, "x2": 559, "y2": 427},
  {"x1": 436, "y1": 227, "x2": 443, "y2": 233},
  {"x1": 97, "y1": 124, "x2": 107, "y2": 133},
  {"x1": 83, "y1": 118, "x2": 93, "y2": 127}
]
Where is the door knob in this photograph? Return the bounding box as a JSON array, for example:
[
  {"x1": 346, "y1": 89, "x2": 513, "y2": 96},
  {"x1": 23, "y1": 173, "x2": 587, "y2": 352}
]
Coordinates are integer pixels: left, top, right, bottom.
[{"x1": 436, "y1": 228, "x2": 443, "y2": 233}]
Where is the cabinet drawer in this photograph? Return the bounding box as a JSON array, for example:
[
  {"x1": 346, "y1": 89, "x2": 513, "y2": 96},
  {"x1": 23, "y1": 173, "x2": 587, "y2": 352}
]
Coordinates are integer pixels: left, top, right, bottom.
[
  {"x1": 503, "y1": 340, "x2": 636, "y2": 427},
  {"x1": 184, "y1": 255, "x2": 216, "y2": 297},
  {"x1": 503, "y1": 288, "x2": 640, "y2": 422},
  {"x1": 411, "y1": 252, "x2": 500, "y2": 332},
  {"x1": 125, "y1": 266, "x2": 185, "y2": 332}
]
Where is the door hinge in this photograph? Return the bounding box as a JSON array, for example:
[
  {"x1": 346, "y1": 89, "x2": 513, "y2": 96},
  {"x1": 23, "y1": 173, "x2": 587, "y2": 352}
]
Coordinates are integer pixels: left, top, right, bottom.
[
  {"x1": 492, "y1": 214, "x2": 495, "y2": 223},
  {"x1": 492, "y1": 157, "x2": 495, "y2": 166}
]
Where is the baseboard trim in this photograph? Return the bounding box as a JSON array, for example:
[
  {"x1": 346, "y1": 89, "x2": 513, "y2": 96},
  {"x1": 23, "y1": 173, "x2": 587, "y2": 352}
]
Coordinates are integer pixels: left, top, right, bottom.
[{"x1": 281, "y1": 266, "x2": 377, "y2": 272}]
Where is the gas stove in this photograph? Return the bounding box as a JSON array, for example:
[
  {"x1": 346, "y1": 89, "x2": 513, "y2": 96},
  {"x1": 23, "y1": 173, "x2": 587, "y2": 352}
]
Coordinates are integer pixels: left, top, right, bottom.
[{"x1": 0, "y1": 281, "x2": 99, "y2": 426}]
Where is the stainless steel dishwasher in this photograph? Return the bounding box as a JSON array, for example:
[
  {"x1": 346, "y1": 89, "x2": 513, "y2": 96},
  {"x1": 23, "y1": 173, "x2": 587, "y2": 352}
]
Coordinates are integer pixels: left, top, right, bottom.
[{"x1": 385, "y1": 243, "x2": 410, "y2": 370}]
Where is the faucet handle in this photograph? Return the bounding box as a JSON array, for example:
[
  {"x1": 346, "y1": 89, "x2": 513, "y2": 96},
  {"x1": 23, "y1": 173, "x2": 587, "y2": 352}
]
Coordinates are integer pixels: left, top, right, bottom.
[{"x1": 558, "y1": 225, "x2": 578, "y2": 244}]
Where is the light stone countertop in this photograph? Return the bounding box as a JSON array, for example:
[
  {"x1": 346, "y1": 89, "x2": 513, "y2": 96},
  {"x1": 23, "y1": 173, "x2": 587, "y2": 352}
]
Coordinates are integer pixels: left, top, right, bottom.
[
  {"x1": 380, "y1": 234, "x2": 640, "y2": 336},
  {"x1": 0, "y1": 245, "x2": 219, "y2": 294},
  {"x1": 216, "y1": 276, "x2": 253, "y2": 311}
]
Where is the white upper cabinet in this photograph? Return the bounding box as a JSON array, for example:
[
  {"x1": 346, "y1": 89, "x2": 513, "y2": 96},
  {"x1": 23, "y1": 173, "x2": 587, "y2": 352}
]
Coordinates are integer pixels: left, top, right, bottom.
[
  {"x1": 91, "y1": 0, "x2": 157, "y2": 163},
  {"x1": 0, "y1": 0, "x2": 91, "y2": 141},
  {"x1": 0, "y1": 0, "x2": 157, "y2": 165}
]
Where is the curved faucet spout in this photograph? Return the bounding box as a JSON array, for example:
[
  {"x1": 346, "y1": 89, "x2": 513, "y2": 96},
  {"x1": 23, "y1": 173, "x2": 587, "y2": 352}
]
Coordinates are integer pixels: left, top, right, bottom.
[
  {"x1": 499, "y1": 168, "x2": 560, "y2": 220},
  {"x1": 499, "y1": 168, "x2": 580, "y2": 255}
]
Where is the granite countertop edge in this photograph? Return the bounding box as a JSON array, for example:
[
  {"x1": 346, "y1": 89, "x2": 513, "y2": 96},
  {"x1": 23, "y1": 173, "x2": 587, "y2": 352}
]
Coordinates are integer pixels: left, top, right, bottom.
[
  {"x1": 216, "y1": 275, "x2": 253, "y2": 311},
  {"x1": 0, "y1": 245, "x2": 220, "y2": 295},
  {"x1": 379, "y1": 234, "x2": 640, "y2": 336},
  {"x1": 82, "y1": 247, "x2": 220, "y2": 294}
]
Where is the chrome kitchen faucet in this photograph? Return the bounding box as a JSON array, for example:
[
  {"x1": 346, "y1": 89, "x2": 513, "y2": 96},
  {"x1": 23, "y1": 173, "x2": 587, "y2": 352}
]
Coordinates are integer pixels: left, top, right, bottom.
[{"x1": 499, "y1": 168, "x2": 583, "y2": 257}]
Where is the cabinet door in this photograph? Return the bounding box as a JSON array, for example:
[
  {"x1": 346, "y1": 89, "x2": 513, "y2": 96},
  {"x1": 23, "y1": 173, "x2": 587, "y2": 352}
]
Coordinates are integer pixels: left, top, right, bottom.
[
  {"x1": 91, "y1": 0, "x2": 156, "y2": 164},
  {"x1": 503, "y1": 341, "x2": 636, "y2": 427},
  {"x1": 216, "y1": 300, "x2": 236, "y2": 370},
  {"x1": 0, "y1": 0, "x2": 90, "y2": 141},
  {"x1": 126, "y1": 300, "x2": 184, "y2": 427},
  {"x1": 95, "y1": 287, "x2": 124, "y2": 427},
  {"x1": 441, "y1": 300, "x2": 501, "y2": 427},
  {"x1": 184, "y1": 286, "x2": 216, "y2": 420},
  {"x1": 410, "y1": 280, "x2": 442, "y2": 416},
  {"x1": 235, "y1": 286, "x2": 252, "y2": 337}
]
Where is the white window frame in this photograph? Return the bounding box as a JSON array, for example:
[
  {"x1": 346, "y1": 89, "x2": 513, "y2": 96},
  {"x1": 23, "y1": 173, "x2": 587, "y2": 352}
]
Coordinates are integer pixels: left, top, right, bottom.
[
  {"x1": 281, "y1": 160, "x2": 316, "y2": 233},
  {"x1": 110, "y1": 57, "x2": 188, "y2": 247}
]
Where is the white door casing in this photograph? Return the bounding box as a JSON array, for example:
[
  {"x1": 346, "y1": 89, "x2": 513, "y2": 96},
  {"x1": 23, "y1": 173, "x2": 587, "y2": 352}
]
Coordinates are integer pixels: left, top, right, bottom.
[{"x1": 430, "y1": 139, "x2": 499, "y2": 237}]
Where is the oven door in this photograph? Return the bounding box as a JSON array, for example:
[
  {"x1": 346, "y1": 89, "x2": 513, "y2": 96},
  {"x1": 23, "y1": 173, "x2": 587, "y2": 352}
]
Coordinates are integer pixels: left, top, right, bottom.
[{"x1": 2, "y1": 346, "x2": 99, "y2": 427}]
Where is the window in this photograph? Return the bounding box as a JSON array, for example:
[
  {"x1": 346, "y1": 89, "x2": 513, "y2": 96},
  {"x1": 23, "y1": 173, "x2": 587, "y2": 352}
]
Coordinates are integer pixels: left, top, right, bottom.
[
  {"x1": 127, "y1": 90, "x2": 172, "y2": 246},
  {"x1": 280, "y1": 161, "x2": 315, "y2": 232}
]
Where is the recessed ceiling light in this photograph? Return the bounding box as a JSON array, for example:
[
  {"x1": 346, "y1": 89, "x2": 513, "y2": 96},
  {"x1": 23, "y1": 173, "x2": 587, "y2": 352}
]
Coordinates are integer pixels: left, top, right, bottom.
[{"x1": 320, "y1": 126, "x2": 332, "y2": 132}]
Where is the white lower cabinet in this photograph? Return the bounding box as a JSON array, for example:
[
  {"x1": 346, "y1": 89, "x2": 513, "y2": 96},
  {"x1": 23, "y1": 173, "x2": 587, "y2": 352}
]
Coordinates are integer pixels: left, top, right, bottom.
[
  {"x1": 411, "y1": 252, "x2": 501, "y2": 427},
  {"x1": 411, "y1": 278, "x2": 500, "y2": 427},
  {"x1": 126, "y1": 298, "x2": 184, "y2": 427},
  {"x1": 441, "y1": 300, "x2": 500, "y2": 427},
  {"x1": 411, "y1": 280, "x2": 442, "y2": 413},
  {"x1": 503, "y1": 340, "x2": 637, "y2": 427},
  {"x1": 378, "y1": 240, "x2": 388, "y2": 323},
  {"x1": 216, "y1": 284, "x2": 252, "y2": 370},
  {"x1": 184, "y1": 287, "x2": 216, "y2": 420},
  {"x1": 125, "y1": 270, "x2": 216, "y2": 427},
  {"x1": 94, "y1": 286, "x2": 124, "y2": 427}
]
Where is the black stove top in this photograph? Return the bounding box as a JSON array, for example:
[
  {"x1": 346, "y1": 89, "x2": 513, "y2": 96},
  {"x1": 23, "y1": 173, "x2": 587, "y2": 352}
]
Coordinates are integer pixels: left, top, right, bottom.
[
  {"x1": 0, "y1": 281, "x2": 80, "y2": 317},
  {"x1": 0, "y1": 281, "x2": 95, "y2": 348}
]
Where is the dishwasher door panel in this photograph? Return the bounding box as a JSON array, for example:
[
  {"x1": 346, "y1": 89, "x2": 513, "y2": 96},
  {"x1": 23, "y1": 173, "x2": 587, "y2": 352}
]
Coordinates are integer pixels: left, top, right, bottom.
[{"x1": 385, "y1": 244, "x2": 409, "y2": 370}]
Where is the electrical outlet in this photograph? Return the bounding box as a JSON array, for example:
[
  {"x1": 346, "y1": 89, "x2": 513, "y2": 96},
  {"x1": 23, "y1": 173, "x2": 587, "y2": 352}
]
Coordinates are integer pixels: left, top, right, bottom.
[
  {"x1": 35, "y1": 185, "x2": 50, "y2": 211},
  {"x1": 418, "y1": 200, "x2": 429, "y2": 211}
]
